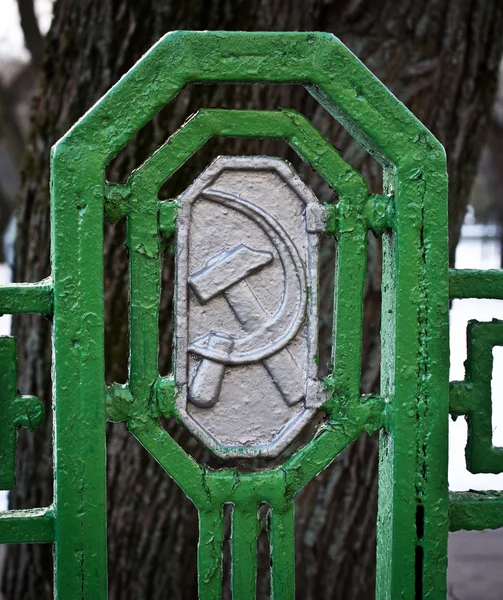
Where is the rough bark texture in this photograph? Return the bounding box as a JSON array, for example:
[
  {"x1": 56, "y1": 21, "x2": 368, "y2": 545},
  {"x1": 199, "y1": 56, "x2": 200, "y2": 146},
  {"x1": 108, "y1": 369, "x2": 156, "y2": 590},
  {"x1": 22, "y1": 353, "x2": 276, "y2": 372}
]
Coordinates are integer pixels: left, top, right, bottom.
[{"x1": 3, "y1": 1, "x2": 503, "y2": 599}]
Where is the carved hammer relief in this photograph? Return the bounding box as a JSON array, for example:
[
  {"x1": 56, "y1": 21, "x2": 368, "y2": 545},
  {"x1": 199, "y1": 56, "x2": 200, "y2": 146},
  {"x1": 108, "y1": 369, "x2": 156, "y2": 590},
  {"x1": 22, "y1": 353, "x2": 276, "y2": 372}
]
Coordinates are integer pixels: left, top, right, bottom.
[{"x1": 188, "y1": 243, "x2": 305, "y2": 407}]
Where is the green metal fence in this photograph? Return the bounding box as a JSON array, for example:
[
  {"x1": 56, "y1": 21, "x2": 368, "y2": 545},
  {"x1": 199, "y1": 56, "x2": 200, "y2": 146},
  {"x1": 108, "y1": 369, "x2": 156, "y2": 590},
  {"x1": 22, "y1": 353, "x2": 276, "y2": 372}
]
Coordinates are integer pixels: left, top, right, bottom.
[{"x1": 0, "y1": 30, "x2": 500, "y2": 599}]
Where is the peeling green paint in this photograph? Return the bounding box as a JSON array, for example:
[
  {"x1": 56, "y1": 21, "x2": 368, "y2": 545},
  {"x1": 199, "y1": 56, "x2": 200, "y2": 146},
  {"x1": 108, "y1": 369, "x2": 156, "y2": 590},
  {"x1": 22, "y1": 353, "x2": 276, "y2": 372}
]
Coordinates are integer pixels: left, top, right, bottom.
[
  {"x1": 0, "y1": 279, "x2": 53, "y2": 315},
  {"x1": 6, "y1": 30, "x2": 500, "y2": 600},
  {"x1": 449, "y1": 491, "x2": 503, "y2": 532}
]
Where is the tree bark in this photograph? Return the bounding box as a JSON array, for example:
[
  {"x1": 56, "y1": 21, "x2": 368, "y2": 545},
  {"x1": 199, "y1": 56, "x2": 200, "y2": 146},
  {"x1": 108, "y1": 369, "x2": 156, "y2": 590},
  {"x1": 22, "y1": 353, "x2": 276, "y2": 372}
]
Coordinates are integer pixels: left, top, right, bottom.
[{"x1": 3, "y1": 1, "x2": 502, "y2": 599}]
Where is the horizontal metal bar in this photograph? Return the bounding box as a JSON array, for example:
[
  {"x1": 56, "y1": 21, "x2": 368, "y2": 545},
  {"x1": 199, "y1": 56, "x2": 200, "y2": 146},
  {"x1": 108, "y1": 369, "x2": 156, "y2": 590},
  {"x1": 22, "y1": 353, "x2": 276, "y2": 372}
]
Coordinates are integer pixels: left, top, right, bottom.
[
  {"x1": 0, "y1": 506, "x2": 55, "y2": 543},
  {"x1": 0, "y1": 279, "x2": 53, "y2": 315},
  {"x1": 449, "y1": 491, "x2": 503, "y2": 531},
  {"x1": 449, "y1": 269, "x2": 503, "y2": 299}
]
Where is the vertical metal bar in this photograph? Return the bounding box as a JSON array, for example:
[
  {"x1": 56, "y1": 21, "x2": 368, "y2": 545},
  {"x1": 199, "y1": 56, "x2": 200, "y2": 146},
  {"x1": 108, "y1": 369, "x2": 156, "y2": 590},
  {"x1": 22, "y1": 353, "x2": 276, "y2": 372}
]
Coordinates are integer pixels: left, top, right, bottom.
[
  {"x1": 269, "y1": 502, "x2": 295, "y2": 600},
  {"x1": 0, "y1": 337, "x2": 19, "y2": 490},
  {"x1": 331, "y1": 213, "x2": 367, "y2": 402},
  {"x1": 51, "y1": 146, "x2": 108, "y2": 598},
  {"x1": 413, "y1": 167, "x2": 450, "y2": 599},
  {"x1": 377, "y1": 163, "x2": 449, "y2": 599},
  {"x1": 231, "y1": 503, "x2": 259, "y2": 600},
  {"x1": 127, "y1": 178, "x2": 161, "y2": 413},
  {"x1": 377, "y1": 229, "x2": 402, "y2": 599},
  {"x1": 198, "y1": 508, "x2": 224, "y2": 599}
]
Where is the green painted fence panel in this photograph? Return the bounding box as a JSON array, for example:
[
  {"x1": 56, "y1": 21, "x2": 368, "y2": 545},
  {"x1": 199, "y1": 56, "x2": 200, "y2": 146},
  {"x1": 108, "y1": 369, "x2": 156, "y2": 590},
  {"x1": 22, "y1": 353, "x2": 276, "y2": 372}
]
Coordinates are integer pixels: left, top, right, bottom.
[{"x1": 0, "y1": 30, "x2": 497, "y2": 599}]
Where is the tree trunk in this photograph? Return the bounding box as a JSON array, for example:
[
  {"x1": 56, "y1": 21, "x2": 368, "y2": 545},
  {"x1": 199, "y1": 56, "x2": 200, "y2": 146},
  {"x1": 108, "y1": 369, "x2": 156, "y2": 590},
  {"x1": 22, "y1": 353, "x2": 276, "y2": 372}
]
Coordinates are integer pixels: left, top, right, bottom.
[{"x1": 3, "y1": 1, "x2": 502, "y2": 599}]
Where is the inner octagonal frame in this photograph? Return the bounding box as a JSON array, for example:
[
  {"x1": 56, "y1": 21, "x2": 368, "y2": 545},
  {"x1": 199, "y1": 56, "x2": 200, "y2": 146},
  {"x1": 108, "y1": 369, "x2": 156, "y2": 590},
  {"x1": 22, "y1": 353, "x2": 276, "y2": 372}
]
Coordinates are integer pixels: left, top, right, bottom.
[
  {"x1": 50, "y1": 32, "x2": 449, "y2": 599},
  {"x1": 124, "y1": 107, "x2": 371, "y2": 458}
]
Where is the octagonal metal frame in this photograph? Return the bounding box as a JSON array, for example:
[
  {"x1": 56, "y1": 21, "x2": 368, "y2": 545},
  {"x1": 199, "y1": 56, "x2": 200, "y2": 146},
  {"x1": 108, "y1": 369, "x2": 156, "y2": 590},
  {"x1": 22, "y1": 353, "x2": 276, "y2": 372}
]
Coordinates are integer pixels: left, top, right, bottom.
[
  {"x1": 0, "y1": 31, "x2": 450, "y2": 600},
  {"x1": 117, "y1": 108, "x2": 387, "y2": 600},
  {"x1": 125, "y1": 107, "x2": 373, "y2": 468}
]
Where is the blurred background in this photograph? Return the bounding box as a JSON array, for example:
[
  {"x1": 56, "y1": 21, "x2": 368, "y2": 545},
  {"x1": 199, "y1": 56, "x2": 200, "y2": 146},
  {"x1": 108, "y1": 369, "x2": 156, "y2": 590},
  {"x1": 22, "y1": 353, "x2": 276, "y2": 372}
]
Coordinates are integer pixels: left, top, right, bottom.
[{"x1": 1, "y1": 1, "x2": 503, "y2": 599}]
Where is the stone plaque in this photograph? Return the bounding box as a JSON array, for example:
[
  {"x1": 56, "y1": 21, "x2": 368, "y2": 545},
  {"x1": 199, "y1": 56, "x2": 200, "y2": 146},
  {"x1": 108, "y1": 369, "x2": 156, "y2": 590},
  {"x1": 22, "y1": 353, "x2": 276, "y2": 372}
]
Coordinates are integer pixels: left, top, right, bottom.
[{"x1": 175, "y1": 156, "x2": 325, "y2": 458}]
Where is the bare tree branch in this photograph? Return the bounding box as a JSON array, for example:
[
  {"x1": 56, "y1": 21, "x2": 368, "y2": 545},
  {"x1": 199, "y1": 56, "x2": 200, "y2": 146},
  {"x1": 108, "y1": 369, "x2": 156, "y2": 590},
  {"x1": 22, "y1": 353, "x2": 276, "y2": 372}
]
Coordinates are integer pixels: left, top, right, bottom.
[
  {"x1": 0, "y1": 0, "x2": 46, "y2": 254},
  {"x1": 16, "y1": 0, "x2": 44, "y2": 66}
]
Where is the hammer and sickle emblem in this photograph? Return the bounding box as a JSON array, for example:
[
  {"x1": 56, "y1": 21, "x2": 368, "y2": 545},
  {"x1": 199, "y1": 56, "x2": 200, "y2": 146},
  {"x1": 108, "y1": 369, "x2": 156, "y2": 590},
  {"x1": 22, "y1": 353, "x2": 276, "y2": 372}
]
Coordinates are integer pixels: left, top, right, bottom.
[{"x1": 187, "y1": 188, "x2": 307, "y2": 409}]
